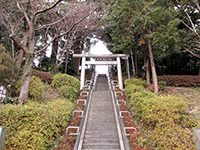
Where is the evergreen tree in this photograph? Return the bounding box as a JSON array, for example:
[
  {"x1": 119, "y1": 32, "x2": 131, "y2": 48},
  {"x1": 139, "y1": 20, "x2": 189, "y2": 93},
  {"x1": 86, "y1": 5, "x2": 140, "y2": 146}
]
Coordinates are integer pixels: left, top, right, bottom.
[
  {"x1": 102, "y1": 0, "x2": 180, "y2": 93},
  {"x1": 0, "y1": 44, "x2": 19, "y2": 96}
]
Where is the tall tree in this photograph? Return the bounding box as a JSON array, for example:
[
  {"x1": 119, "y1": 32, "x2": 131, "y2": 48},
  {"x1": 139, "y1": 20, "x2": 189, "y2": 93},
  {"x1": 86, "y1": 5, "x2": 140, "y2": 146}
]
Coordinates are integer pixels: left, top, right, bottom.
[
  {"x1": 0, "y1": 44, "x2": 19, "y2": 95},
  {"x1": 0, "y1": 0, "x2": 101, "y2": 104},
  {"x1": 102, "y1": 0, "x2": 180, "y2": 94},
  {"x1": 39, "y1": 1, "x2": 101, "y2": 75}
]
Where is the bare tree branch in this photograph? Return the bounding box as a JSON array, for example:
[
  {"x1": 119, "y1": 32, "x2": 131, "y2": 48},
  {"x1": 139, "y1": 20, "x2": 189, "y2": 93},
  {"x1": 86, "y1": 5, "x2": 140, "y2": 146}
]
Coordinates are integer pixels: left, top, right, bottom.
[
  {"x1": 36, "y1": 13, "x2": 68, "y2": 30},
  {"x1": 36, "y1": 4, "x2": 100, "y2": 54},
  {"x1": 194, "y1": 0, "x2": 200, "y2": 12},
  {"x1": 57, "y1": 33, "x2": 76, "y2": 66},
  {"x1": 184, "y1": 10, "x2": 200, "y2": 38},
  {"x1": 181, "y1": 43, "x2": 200, "y2": 58},
  {"x1": 16, "y1": 0, "x2": 31, "y2": 26},
  {"x1": 9, "y1": 34, "x2": 28, "y2": 55},
  {"x1": 34, "y1": 0, "x2": 63, "y2": 16}
]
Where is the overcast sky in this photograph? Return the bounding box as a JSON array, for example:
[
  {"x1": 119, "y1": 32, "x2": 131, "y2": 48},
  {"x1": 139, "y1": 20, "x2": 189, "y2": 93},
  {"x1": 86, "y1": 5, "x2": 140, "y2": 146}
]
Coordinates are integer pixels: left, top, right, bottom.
[{"x1": 89, "y1": 39, "x2": 112, "y2": 74}]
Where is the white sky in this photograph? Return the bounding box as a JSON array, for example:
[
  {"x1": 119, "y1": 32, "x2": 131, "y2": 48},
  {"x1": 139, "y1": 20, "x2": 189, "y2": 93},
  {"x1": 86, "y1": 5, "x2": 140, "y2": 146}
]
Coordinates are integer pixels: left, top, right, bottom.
[{"x1": 89, "y1": 39, "x2": 112, "y2": 74}]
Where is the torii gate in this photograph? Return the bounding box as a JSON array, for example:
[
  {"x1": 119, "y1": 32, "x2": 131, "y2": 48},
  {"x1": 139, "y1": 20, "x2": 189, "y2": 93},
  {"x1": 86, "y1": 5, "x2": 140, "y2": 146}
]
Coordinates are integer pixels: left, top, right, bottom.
[{"x1": 73, "y1": 54, "x2": 130, "y2": 90}]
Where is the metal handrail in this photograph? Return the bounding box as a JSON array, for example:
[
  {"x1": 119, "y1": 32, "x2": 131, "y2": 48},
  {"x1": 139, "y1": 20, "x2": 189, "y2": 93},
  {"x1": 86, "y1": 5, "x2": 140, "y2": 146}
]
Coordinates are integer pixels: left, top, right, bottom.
[
  {"x1": 107, "y1": 74, "x2": 131, "y2": 150},
  {"x1": 73, "y1": 72, "x2": 97, "y2": 150}
]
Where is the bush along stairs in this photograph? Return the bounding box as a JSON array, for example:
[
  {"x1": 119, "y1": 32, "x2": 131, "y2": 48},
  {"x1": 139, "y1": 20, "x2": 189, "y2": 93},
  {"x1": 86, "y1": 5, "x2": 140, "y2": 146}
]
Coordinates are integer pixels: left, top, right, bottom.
[{"x1": 70, "y1": 73, "x2": 131, "y2": 150}]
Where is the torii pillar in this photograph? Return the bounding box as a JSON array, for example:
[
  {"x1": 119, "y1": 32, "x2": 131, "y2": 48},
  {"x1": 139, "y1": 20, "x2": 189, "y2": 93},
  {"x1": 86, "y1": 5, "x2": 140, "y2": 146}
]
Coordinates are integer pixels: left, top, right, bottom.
[
  {"x1": 73, "y1": 54, "x2": 129, "y2": 90},
  {"x1": 117, "y1": 56, "x2": 123, "y2": 90},
  {"x1": 80, "y1": 56, "x2": 86, "y2": 90}
]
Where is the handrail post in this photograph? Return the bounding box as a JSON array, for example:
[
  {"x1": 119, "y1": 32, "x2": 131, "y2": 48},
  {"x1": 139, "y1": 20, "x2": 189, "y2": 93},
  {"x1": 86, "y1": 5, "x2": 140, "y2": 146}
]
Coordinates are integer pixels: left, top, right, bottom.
[{"x1": 0, "y1": 126, "x2": 7, "y2": 150}]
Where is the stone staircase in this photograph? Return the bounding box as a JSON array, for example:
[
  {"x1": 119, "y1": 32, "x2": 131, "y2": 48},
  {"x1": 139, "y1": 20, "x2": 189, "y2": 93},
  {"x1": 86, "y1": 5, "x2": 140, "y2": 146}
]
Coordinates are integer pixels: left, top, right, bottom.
[{"x1": 82, "y1": 74, "x2": 120, "y2": 150}]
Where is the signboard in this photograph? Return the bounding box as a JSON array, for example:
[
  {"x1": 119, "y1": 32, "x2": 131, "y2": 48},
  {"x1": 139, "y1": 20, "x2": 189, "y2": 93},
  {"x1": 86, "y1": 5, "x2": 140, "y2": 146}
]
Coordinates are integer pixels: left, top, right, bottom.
[{"x1": 94, "y1": 58, "x2": 113, "y2": 61}]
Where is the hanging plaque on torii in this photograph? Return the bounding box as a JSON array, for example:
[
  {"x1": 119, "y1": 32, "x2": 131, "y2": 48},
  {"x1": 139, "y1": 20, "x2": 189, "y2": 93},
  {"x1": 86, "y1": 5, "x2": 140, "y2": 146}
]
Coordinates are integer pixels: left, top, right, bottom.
[{"x1": 73, "y1": 54, "x2": 130, "y2": 90}]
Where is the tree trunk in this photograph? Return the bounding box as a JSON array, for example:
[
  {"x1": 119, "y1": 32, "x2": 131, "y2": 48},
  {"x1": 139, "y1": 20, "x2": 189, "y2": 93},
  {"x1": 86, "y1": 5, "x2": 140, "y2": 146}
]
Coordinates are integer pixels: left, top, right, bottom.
[
  {"x1": 130, "y1": 50, "x2": 136, "y2": 77},
  {"x1": 12, "y1": 40, "x2": 15, "y2": 59},
  {"x1": 199, "y1": 64, "x2": 200, "y2": 76},
  {"x1": 18, "y1": 22, "x2": 35, "y2": 104},
  {"x1": 135, "y1": 50, "x2": 138, "y2": 75},
  {"x1": 146, "y1": 58, "x2": 151, "y2": 85},
  {"x1": 65, "y1": 51, "x2": 69, "y2": 74},
  {"x1": 16, "y1": 49, "x2": 24, "y2": 69},
  {"x1": 18, "y1": 57, "x2": 33, "y2": 104},
  {"x1": 51, "y1": 38, "x2": 58, "y2": 64},
  {"x1": 74, "y1": 49, "x2": 81, "y2": 75},
  {"x1": 148, "y1": 38, "x2": 159, "y2": 94}
]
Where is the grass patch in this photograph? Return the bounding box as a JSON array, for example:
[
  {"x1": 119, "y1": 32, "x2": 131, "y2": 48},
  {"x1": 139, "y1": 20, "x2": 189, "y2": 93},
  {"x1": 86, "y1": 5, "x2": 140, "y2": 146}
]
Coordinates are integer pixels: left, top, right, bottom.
[{"x1": 165, "y1": 87, "x2": 200, "y2": 122}]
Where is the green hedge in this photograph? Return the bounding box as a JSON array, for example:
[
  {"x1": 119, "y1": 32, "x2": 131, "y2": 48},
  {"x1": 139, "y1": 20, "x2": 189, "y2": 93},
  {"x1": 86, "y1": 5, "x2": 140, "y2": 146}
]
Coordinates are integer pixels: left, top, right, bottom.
[
  {"x1": 51, "y1": 73, "x2": 80, "y2": 101},
  {"x1": 16, "y1": 76, "x2": 45, "y2": 102},
  {"x1": 51, "y1": 73, "x2": 80, "y2": 90},
  {"x1": 0, "y1": 99, "x2": 74, "y2": 150},
  {"x1": 158, "y1": 75, "x2": 200, "y2": 87},
  {"x1": 125, "y1": 78, "x2": 197, "y2": 149},
  {"x1": 32, "y1": 69, "x2": 53, "y2": 84}
]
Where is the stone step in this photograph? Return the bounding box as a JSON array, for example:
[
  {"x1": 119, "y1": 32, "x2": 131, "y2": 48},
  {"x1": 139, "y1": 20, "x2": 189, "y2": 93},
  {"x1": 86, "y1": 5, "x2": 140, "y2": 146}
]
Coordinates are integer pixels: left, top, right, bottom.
[
  {"x1": 82, "y1": 149, "x2": 120, "y2": 150},
  {"x1": 87, "y1": 119, "x2": 116, "y2": 122},
  {"x1": 88, "y1": 115, "x2": 115, "y2": 118},
  {"x1": 86, "y1": 122, "x2": 116, "y2": 125},
  {"x1": 85, "y1": 129, "x2": 117, "y2": 134},
  {"x1": 88, "y1": 112, "x2": 114, "y2": 114},
  {"x1": 89, "y1": 109, "x2": 114, "y2": 112},
  {"x1": 82, "y1": 143, "x2": 120, "y2": 149},
  {"x1": 85, "y1": 126, "x2": 117, "y2": 130},
  {"x1": 88, "y1": 114, "x2": 114, "y2": 117},
  {"x1": 86, "y1": 126, "x2": 117, "y2": 130},
  {"x1": 89, "y1": 108, "x2": 113, "y2": 110},
  {"x1": 92, "y1": 92, "x2": 110, "y2": 95},
  {"x1": 84, "y1": 138, "x2": 119, "y2": 143},
  {"x1": 93, "y1": 92, "x2": 110, "y2": 94},
  {"x1": 90, "y1": 102, "x2": 112, "y2": 104},
  {"x1": 84, "y1": 133, "x2": 118, "y2": 138},
  {"x1": 87, "y1": 119, "x2": 115, "y2": 122},
  {"x1": 87, "y1": 117, "x2": 115, "y2": 120}
]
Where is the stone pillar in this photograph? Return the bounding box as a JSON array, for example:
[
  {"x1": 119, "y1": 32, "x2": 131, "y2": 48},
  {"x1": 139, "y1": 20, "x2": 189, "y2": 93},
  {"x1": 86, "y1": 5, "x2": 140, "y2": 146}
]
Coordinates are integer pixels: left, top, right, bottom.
[
  {"x1": 117, "y1": 57, "x2": 123, "y2": 90},
  {"x1": 194, "y1": 128, "x2": 200, "y2": 150},
  {"x1": 0, "y1": 126, "x2": 7, "y2": 150},
  {"x1": 80, "y1": 57, "x2": 86, "y2": 90}
]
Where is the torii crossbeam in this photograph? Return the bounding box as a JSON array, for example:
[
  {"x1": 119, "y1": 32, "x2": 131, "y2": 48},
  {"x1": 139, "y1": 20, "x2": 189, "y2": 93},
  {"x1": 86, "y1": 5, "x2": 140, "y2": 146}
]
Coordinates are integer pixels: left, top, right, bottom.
[{"x1": 73, "y1": 54, "x2": 130, "y2": 90}]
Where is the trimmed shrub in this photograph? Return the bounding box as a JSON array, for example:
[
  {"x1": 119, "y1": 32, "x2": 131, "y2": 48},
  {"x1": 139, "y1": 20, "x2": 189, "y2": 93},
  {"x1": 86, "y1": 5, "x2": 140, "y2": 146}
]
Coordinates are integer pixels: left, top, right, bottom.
[
  {"x1": 57, "y1": 86, "x2": 79, "y2": 101},
  {"x1": 151, "y1": 121, "x2": 195, "y2": 149},
  {"x1": 125, "y1": 78, "x2": 147, "y2": 87},
  {"x1": 29, "y1": 76, "x2": 45, "y2": 101},
  {"x1": 0, "y1": 99, "x2": 74, "y2": 149},
  {"x1": 137, "y1": 95, "x2": 190, "y2": 128},
  {"x1": 16, "y1": 76, "x2": 45, "y2": 102},
  {"x1": 51, "y1": 73, "x2": 80, "y2": 89},
  {"x1": 125, "y1": 78, "x2": 197, "y2": 149},
  {"x1": 51, "y1": 74, "x2": 80, "y2": 100},
  {"x1": 32, "y1": 69, "x2": 53, "y2": 84},
  {"x1": 158, "y1": 75, "x2": 200, "y2": 87}
]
